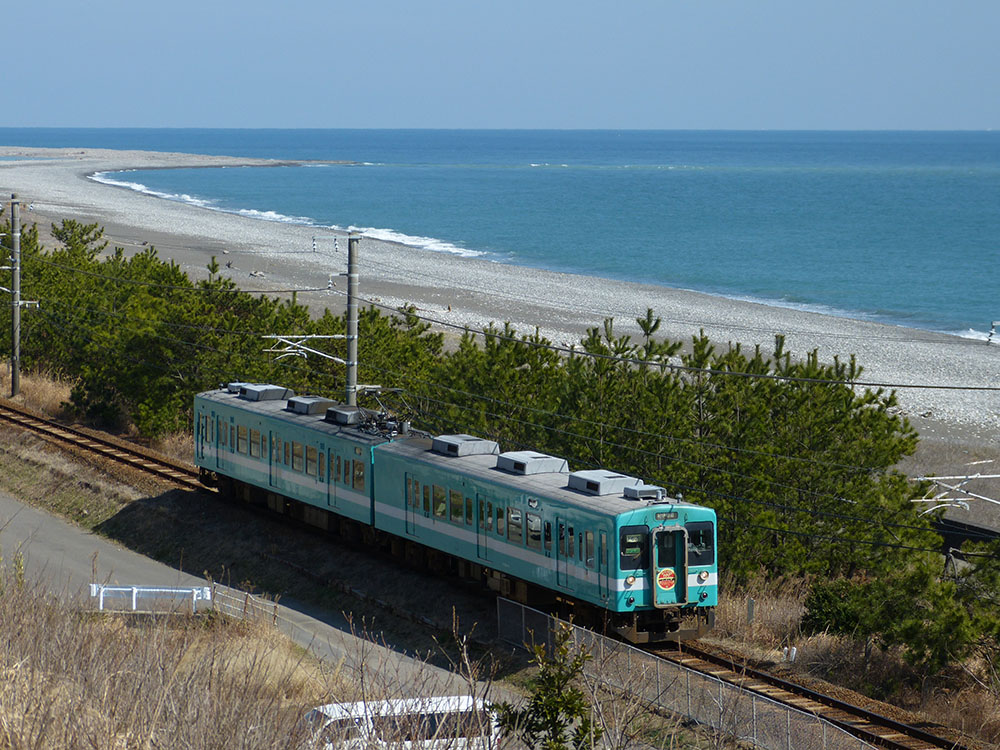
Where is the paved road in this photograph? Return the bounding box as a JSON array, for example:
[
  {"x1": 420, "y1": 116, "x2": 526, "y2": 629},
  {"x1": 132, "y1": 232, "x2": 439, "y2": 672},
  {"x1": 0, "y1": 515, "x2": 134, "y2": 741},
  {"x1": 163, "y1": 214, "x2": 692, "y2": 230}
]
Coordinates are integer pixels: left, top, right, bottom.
[{"x1": 0, "y1": 490, "x2": 475, "y2": 695}]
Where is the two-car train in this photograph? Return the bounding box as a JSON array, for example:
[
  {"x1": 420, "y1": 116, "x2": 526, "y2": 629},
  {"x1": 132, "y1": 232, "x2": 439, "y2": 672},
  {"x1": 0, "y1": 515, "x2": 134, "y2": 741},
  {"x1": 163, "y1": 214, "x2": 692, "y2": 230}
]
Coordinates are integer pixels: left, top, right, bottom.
[{"x1": 194, "y1": 382, "x2": 717, "y2": 643}]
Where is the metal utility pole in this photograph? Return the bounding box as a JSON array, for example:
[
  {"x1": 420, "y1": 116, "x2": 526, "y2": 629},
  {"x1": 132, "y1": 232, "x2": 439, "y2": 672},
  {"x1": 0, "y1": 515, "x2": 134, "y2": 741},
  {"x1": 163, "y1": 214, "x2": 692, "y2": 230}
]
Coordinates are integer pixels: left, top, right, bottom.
[{"x1": 345, "y1": 232, "x2": 360, "y2": 406}]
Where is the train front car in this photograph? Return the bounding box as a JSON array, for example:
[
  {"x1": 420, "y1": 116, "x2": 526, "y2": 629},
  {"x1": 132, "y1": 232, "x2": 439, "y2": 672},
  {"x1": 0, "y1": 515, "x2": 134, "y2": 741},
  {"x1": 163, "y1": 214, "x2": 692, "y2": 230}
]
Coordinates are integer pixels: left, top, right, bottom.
[{"x1": 609, "y1": 492, "x2": 717, "y2": 643}]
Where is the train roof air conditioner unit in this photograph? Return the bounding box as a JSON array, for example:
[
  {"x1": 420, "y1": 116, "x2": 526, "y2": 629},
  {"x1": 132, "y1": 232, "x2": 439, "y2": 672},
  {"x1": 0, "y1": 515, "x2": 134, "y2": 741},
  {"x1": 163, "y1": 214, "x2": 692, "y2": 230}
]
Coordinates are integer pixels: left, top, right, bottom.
[
  {"x1": 623, "y1": 484, "x2": 667, "y2": 502},
  {"x1": 432, "y1": 434, "x2": 500, "y2": 457},
  {"x1": 325, "y1": 405, "x2": 361, "y2": 425},
  {"x1": 286, "y1": 396, "x2": 335, "y2": 415},
  {"x1": 239, "y1": 384, "x2": 294, "y2": 401},
  {"x1": 568, "y1": 470, "x2": 639, "y2": 496},
  {"x1": 496, "y1": 451, "x2": 569, "y2": 475}
]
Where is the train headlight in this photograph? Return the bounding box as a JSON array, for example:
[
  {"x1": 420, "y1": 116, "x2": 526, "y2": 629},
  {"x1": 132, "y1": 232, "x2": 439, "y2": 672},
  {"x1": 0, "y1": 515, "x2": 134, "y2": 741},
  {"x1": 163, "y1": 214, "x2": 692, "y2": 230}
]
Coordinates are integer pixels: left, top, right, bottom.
[
  {"x1": 697, "y1": 570, "x2": 709, "y2": 584},
  {"x1": 625, "y1": 575, "x2": 636, "y2": 586}
]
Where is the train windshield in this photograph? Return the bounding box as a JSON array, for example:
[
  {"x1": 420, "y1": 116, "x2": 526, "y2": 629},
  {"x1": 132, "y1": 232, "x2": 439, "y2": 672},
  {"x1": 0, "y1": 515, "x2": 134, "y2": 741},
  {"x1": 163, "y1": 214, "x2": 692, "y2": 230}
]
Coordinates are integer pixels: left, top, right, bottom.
[
  {"x1": 686, "y1": 522, "x2": 715, "y2": 566},
  {"x1": 619, "y1": 526, "x2": 649, "y2": 570}
]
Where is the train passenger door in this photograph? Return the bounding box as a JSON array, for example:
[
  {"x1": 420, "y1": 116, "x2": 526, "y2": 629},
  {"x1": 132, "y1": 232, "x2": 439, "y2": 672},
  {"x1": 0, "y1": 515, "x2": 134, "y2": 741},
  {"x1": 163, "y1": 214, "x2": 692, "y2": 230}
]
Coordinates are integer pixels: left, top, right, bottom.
[
  {"x1": 556, "y1": 518, "x2": 570, "y2": 589},
  {"x1": 475, "y1": 492, "x2": 491, "y2": 561},
  {"x1": 598, "y1": 530, "x2": 610, "y2": 603},
  {"x1": 405, "y1": 474, "x2": 417, "y2": 535},
  {"x1": 651, "y1": 527, "x2": 688, "y2": 608},
  {"x1": 269, "y1": 431, "x2": 280, "y2": 488}
]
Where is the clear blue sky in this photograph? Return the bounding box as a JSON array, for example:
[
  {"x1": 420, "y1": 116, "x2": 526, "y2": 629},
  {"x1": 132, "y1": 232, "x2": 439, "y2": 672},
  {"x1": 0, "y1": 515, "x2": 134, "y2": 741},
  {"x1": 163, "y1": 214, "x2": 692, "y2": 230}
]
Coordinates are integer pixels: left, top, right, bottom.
[{"x1": 6, "y1": 0, "x2": 998, "y2": 129}]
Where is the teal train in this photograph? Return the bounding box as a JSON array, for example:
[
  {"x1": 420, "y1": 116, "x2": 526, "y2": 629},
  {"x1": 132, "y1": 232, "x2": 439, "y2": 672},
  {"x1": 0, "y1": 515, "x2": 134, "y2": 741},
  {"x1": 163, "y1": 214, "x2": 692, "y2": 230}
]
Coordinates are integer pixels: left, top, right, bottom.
[{"x1": 194, "y1": 383, "x2": 718, "y2": 643}]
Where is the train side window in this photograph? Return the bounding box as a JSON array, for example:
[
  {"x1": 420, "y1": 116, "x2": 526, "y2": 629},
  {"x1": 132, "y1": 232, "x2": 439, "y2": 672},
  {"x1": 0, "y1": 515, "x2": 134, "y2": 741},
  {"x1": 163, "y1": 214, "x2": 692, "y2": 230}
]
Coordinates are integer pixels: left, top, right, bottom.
[
  {"x1": 496, "y1": 506, "x2": 504, "y2": 536},
  {"x1": 585, "y1": 531, "x2": 595, "y2": 569},
  {"x1": 237, "y1": 425, "x2": 248, "y2": 454},
  {"x1": 507, "y1": 508, "x2": 523, "y2": 544},
  {"x1": 272, "y1": 437, "x2": 281, "y2": 462},
  {"x1": 567, "y1": 526, "x2": 575, "y2": 558},
  {"x1": 544, "y1": 521, "x2": 552, "y2": 552},
  {"x1": 433, "y1": 486, "x2": 447, "y2": 517},
  {"x1": 619, "y1": 526, "x2": 649, "y2": 570},
  {"x1": 230, "y1": 426, "x2": 234, "y2": 449},
  {"x1": 423, "y1": 485, "x2": 431, "y2": 513},
  {"x1": 686, "y1": 521, "x2": 715, "y2": 566},
  {"x1": 486, "y1": 502, "x2": 493, "y2": 531},
  {"x1": 558, "y1": 523, "x2": 566, "y2": 556},
  {"x1": 249, "y1": 429, "x2": 260, "y2": 458},
  {"x1": 219, "y1": 419, "x2": 226, "y2": 447},
  {"x1": 353, "y1": 461, "x2": 365, "y2": 491},
  {"x1": 332, "y1": 454, "x2": 339, "y2": 483},
  {"x1": 449, "y1": 490, "x2": 463, "y2": 523},
  {"x1": 284, "y1": 442, "x2": 290, "y2": 465},
  {"x1": 600, "y1": 531, "x2": 608, "y2": 568},
  {"x1": 306, "y1": 446, "x2": 318, "y2": 476},
  {"x1": 406, "y1": 478, "x2": 414, "y2": 506},
  {"x1": 525, "y1": 513, "x2": 542, "y2": 551},
  {"x1": 292, "y1": 442, "x2": 304, "y2": 472},
  {"x1": 317, "y1": 453, "x2": 325, "y2": 480},
  {"x1": 261, "y1": 434, "x2": 267, "y2": 457},
  {"x1": 465, "y1": 497, "x2": 473, "y2": 525},
  {"x1": 478, "y1": 500, "x2": 485, "y2": 529}
]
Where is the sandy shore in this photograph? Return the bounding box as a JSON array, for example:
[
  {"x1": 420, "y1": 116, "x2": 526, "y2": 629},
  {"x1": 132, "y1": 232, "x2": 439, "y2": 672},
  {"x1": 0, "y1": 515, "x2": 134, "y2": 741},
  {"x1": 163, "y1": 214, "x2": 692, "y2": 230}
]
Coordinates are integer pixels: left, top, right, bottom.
[{"x1": 2, "y1": 145, "x2": 999, "y2": 457}]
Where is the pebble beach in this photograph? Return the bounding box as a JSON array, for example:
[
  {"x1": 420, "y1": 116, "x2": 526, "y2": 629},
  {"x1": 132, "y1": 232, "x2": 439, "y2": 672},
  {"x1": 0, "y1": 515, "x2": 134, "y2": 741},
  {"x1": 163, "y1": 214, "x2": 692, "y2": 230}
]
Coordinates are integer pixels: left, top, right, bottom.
[{"x1": 2, "y1": 145, "x2": 998, "y2": 455}]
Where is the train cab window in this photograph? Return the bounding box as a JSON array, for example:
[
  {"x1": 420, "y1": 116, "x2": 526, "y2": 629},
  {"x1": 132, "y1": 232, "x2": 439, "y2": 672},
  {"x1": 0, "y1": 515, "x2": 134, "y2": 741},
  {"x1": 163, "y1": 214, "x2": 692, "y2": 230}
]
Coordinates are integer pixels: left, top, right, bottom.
[
  {"x1": 544, "y1": 521, "x2": 552, "y2": 552},
  {"x1": 686, "y1": 522, "x2": 715, "y2": 566},
  {"x1": 525, "y1": 513, "x2": 542, "y2": 551},
  {"x1": 237, "y1": 426, "x2": 248, "y2": 455},
  {"x1": 619, "y1": 526, "x2": 649, "y2": 570},
  {"x1": 496, "y1": 506, "x2": 504, "y2": 536},
  {"x1": 249, "y1": 429, "x2": 261, "y2": 458},
  {"x1": 353, "y1": 461, "x2": 365, "y2": 491},
  {"x1": 306, "y1": 446, "x2": 318, "y2": 476},
  {"x1": 292, "y1": 442, "x2": 304, "y2": 472},
  {"x1": 507, "y1": 509, "x2": 523, "y2": 544},
  {"x1": 433, "y1": 486, "x2": 447, "y2": 517},
  {"x1": 450, "y1": 490, "x2": 463, "y2": 523},
  {"x1": 655, "y1": 532, "x2": 678, "y2": 567},
  {"x1": 423, "y1": 485, "x2": 431, "y2": 513},
  {"x1": 585, "y1": 531, "x2": 595, "y2": 569},
  {"x1": 486, "y1": 502, "x2": 493, "y2": 532},
  {"x1": 465, "y1": 498, "x2": 473, "y2": 525},
  {"x1": 567, "y1": 526, "x2": 575, "y2": 559}
]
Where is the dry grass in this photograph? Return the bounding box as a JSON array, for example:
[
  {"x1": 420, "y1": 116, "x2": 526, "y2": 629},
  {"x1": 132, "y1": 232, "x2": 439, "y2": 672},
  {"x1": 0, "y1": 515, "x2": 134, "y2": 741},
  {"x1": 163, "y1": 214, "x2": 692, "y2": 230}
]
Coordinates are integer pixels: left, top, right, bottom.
[
  {"x1": 0, "y1": 365, "x2": 74, "y2": 418},
  {"x1": 0, "y1": 574, "x2": 341, "y2": 749}
]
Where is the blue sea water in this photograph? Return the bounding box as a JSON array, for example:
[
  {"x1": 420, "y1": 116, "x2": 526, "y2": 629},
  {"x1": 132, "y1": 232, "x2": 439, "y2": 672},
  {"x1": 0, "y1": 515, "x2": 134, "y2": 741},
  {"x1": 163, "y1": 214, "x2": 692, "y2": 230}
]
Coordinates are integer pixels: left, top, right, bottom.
[{"x1": 3, "y1": 128, "x2": 998, "y2": 337}]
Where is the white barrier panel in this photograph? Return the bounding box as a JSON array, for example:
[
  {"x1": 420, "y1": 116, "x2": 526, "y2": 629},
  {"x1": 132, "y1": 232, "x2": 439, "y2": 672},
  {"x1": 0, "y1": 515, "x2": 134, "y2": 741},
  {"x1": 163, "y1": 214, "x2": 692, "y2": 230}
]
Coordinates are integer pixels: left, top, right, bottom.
[{"x1": 89, "y1": 584, "x2": 212, "y2": 614}]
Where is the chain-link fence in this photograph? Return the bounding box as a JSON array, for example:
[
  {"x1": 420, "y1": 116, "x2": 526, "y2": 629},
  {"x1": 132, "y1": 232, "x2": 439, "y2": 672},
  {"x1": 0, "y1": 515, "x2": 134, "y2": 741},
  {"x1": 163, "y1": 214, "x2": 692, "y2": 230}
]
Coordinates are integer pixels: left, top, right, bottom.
[{"x1": 497, "y1": 598, "x2": 876, "y2": 750}]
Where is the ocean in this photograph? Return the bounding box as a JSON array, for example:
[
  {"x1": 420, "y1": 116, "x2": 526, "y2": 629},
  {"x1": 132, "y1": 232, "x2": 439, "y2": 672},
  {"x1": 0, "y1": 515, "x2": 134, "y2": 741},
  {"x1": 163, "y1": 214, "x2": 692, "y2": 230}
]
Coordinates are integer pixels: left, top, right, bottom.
[{"x1": 3, "y1": 128, "x2": 998, "y2": 337}]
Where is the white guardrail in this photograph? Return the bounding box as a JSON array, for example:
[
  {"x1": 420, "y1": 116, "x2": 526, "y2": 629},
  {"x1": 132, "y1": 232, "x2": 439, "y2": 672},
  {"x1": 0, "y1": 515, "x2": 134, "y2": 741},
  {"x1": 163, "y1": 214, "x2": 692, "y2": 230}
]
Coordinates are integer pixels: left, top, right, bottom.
[{"x1": 89, "y1": 584, "x2": 213, "y2": 614}]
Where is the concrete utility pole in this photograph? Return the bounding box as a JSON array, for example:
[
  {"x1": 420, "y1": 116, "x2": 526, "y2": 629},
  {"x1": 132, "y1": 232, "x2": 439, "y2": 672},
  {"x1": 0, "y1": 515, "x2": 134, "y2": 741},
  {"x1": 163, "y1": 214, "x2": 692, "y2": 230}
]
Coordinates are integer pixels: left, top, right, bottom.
[
  {"x1": 11, "y1": 194, "x2": 20, "y2": 397},
  {"x1": 345, "y1": 232, "x2": 360, "y2": 406}
]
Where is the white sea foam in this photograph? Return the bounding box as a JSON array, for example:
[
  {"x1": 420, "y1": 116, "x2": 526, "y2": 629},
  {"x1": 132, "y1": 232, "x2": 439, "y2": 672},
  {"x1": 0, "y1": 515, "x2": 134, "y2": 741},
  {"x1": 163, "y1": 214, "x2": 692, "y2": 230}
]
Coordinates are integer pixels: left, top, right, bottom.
[{"x1": 343, "y1": 225, "x2": 484, "y2": 258}]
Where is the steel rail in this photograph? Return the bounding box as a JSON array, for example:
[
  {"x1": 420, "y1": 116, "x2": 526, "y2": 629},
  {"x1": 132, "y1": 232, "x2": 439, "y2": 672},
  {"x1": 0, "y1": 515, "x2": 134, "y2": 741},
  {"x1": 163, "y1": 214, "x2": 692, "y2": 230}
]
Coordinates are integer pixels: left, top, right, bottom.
[
  {"x1": 0, "y1": 398, "x2": 204, "y2": 491},
  {"x1": 653, "y1": 642, "x2": 973, "y2": 750}
]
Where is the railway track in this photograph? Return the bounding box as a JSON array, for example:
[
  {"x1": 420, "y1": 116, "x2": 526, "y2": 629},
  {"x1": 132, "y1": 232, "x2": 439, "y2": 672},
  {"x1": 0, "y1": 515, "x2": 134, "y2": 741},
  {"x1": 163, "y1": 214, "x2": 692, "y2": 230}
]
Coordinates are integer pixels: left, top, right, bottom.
[
  {"x1": 0, "y1": 398, "x2": 204, "y2": 491},
  {"x1": 655, "y1": 642, "x2": 974, "y2": 750}
]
